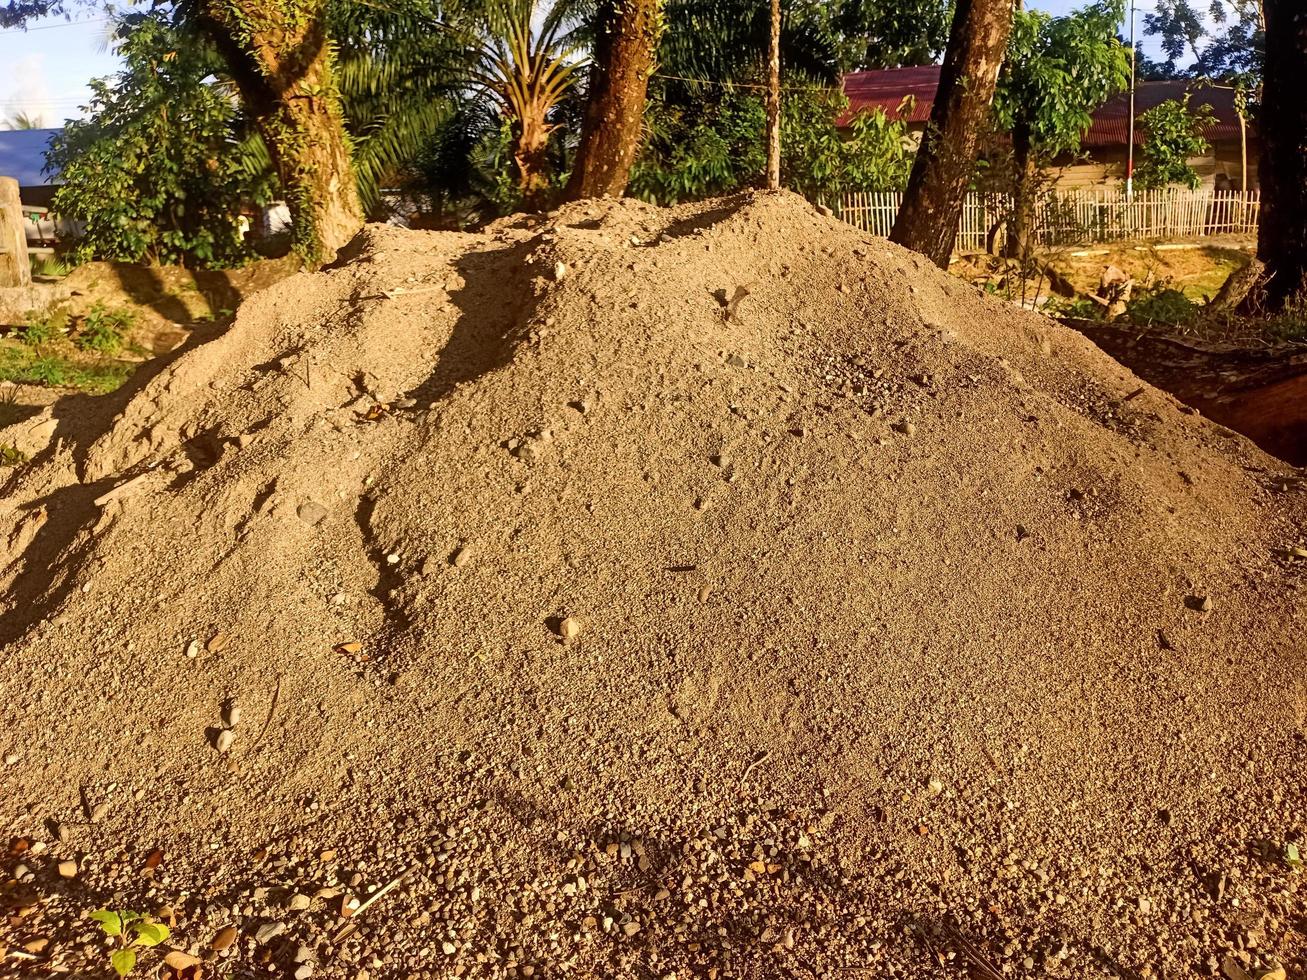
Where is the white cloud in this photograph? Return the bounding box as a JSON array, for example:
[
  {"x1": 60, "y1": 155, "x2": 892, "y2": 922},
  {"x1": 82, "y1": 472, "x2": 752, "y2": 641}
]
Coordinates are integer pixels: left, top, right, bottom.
[{"x1": 1, "y1": 54, "x2": 54, "y2": 127}]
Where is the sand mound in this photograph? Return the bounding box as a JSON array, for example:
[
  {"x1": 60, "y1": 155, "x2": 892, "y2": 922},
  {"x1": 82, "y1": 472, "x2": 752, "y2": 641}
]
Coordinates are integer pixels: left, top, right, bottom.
[{"x1": 2, "y1": 191, "x2": 1305, "y2": 980}]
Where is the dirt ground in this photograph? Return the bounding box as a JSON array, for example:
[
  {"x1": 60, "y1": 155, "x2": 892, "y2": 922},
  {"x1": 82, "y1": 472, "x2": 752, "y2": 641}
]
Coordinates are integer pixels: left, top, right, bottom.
[
  {"x1": 1, "y1": 192, "x2": 1305, "y2": 980},
  {"x1": 1048, "y1": 238, "x2": 1253, "y2": 304}
]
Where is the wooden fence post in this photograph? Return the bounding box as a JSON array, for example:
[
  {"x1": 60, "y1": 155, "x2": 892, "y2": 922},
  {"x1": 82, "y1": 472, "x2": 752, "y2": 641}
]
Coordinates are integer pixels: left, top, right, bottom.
[{"x1": 0, "y1": 177, "x2": 32, "y2": 288}]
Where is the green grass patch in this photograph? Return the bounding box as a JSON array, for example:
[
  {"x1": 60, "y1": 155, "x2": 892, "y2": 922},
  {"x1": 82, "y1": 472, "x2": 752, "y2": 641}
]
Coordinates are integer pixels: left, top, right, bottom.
[{"x1": 0, "y1": 342, "x2": 132, "y2": 394}]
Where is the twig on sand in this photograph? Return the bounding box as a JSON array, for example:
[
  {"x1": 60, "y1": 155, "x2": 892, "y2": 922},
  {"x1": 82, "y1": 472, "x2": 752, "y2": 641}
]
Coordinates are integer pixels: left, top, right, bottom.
[
  {"x1": 742, "y1": 750, "x2": 770, "y2": 782},
  {"x1": 331, "y1": 868, "x2": 410, "y2": 944},
  {"x1": 252, "y1": 674, "x2": 283, "y2": 750},
  {"x1": 380, "y1": 285, "x2": 445, "y2": 301},
  {"x1": 942, "y1": 921, "x2": 1005, "y2": 980}
]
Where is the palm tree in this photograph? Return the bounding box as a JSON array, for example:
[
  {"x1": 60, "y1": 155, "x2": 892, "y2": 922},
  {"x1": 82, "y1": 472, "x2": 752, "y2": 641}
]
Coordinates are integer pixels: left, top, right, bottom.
[
  {"x1": 3, "y1": 111, "x2": 46, "y2": 130},
  {"x1": 457, "y1": 0, "x2": 587, "y2": 208}
]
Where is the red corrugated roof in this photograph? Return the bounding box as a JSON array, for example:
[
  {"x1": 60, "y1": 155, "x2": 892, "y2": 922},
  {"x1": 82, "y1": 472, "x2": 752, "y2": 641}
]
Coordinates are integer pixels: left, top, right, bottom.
[
  {"x1": 839, "y1": 66, "x2": 941, "y2": 126},
  {"x1": 840, "y1": 67, "x2": 1248, "y2": 146}
]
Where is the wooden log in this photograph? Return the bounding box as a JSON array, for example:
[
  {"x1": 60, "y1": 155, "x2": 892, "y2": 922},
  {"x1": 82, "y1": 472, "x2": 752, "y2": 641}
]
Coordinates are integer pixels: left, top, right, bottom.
[{"x1": 0, "y1": 177, "x2": 32, "y2": 288}]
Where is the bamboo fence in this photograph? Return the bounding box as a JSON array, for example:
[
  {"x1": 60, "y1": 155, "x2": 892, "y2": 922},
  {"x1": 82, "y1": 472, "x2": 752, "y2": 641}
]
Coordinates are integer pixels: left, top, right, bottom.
[{"x1": 838, "y1": 187, "x2": 1261, "y2": 252}]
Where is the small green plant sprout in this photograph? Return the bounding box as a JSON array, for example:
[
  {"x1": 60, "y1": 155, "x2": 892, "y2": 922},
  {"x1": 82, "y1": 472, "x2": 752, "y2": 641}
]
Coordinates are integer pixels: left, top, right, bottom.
[
  {"x1": 76, "y1": 303, "x2": 135, "y2": 354},
  {"x1": 0, "y1": 444, "x2": 28, "y2": 467},
  {"x1": 89, "y1": 910, "x2": 170, "y2": 977}
]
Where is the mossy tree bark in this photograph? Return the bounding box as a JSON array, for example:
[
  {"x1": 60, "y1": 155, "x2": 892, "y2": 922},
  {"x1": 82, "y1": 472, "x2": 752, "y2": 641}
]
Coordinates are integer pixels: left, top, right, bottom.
[
  {"x1": 201, "y1": 0, "x2": 364, "y2": 265},
  {"x1": 1239, "y1": 0, "x2": 1307, "y2": 314},
  {"x1": 890, "y1": 0, "x2": 1015, "y2": 268},
  {"x1": 566, "y1": 0, "x2": 661, "y2": 200}
]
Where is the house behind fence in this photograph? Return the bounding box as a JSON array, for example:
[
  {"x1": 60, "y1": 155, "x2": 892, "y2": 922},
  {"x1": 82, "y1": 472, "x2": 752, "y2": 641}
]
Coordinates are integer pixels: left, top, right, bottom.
[{"x1": 839, "y1": 187, "x2": 1261, "y2": 253}]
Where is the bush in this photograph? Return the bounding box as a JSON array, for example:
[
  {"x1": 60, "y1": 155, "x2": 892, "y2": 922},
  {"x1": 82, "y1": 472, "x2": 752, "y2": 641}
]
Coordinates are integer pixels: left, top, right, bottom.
[
  {"x1": 629, "y1": 86, "x2": 911, "y2": 207},
  {"x1": 46, "y1": 12, "x2": 274, "y2": 267},
  {"x1": 18, "y1": 310, "x2": 67, "y2": 346},
  {"x1": 1128, "y1": 286, "x2": 1200, "y2": 326}
]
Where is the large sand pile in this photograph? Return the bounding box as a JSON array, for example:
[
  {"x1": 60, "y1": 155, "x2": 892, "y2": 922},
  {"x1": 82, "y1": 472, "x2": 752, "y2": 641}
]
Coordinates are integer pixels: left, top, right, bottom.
[{"x1": 1, "y1": 191, "x2": 1305, "y2": 980}]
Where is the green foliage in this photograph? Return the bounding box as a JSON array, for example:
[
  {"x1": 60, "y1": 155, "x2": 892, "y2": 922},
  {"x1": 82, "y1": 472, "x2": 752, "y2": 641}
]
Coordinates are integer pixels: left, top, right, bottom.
[
  {"x1": 629, "y1": 90, "x2": 766, "y2": 204},
  {"x1": 659, "y1": 0, "x2": 840, "y2": 86},
  {"x1": 76, "y1": 303, "x2": 135, "y2": 354},
  {"x1": 783, "y1": 91, "x2": 912, "y2": 203},
  {"x1": 1127, "y1": 284, "x2": 1200, "y2": 325},
  {"x1": 1143, "y1": 0, "x2": 1263, "y2": 81},
  {"x1": 0, "y1": 344, "x2": 131, "y2": 393},
  {"x1": 0, "y1": 444, "x2": 28, "y2": 467},
  {"x1": 46, "y1": 12, "x2": 275, "y2": 267},
  {"x1": 331, "y1": 0, "x2": 471, "y2": 216},
  {"x1": 18, "y1": 309, "x2": 66, "y2": 346},
  {"x1": 994, "y1": 1, "x2": 1130, "y2": 157},
  {"x1": 89, "y1": 910, "x2": 170, "y2": 977},
  {"x1": 630, "y1": 86, "x2": 909, "y2": 206},
  {"x1": 1134, "y1": 95, "x2": 1215, "y2": 189},
  {"x1": 832, "y1": 0, "x2": 952, "y2": 71},
  {"x1": 3, "y1": 110, "x2": 45, "y2": 130},
  {"x1": 29, "y1": 254, "x2": 72, "y2": 279}
]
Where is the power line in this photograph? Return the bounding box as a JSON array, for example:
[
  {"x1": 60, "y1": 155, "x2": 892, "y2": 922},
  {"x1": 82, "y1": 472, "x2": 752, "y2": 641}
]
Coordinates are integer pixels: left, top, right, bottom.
[
  {"x1": 653, "y1": 71, "x2": 842, "y2": 94},
  {"x1": 0, "y1": 15, "x2": 110, "y2": 35}
]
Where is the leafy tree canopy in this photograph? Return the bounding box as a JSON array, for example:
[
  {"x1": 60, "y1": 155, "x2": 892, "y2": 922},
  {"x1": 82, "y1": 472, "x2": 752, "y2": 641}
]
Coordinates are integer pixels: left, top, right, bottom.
[
  {"x1": 994, "y1": 0, "x2": 1130, "y2": 156},
  {"x1": 1142, "y1": 0, "x2": 1264, "y2": 82},
  {"x1": 45, "y1": 11, "x2": 276, "y2": 266},
  {"x1": 832, "y1": 0, "x2": 952, "y2": 71},
  {"x1": 1134, "y1": 93, "x2": 1215, "y2": 188}
]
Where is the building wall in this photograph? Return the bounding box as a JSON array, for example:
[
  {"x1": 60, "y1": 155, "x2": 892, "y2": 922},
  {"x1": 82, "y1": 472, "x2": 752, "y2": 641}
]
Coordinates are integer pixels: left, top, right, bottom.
[{"x1": 1044, "y1": 140, "x2": 1258, "y2": 190}]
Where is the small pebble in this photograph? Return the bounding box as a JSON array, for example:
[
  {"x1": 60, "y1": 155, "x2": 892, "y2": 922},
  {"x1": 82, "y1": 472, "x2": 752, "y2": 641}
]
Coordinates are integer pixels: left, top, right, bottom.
[
  {"x1": 255, "y1": 921, "x2": 286, "y2": 944},
  {"x1": 57, "y1": 860, "x2": 77, "y2": 878},
  {"x1": 297, "y1": 501, "x2": 329, "y2": 526},
  {"x1": 559, "y1": 617, "x2": 583, "y2": 641},
  {"x1": 215, "y1": 729, "x2": 235, "y2": 754}
]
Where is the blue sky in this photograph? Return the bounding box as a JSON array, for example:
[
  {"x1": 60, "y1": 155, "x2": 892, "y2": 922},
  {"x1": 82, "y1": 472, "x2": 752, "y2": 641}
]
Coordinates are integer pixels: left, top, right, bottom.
[{"x1": 0, "y1": 1, "x2": 1167, "y2": 128}]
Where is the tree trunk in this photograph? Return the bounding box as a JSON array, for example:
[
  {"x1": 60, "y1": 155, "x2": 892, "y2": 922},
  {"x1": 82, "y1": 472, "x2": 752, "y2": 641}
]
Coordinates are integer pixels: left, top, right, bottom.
[
  {"x1": 890, "y1": 0, "x2": 1015, "y2": 268},
  {"x1": 201, "y1": 0, "x2": 363, "y2": 266},
  {"x1": 764, "y1": 0, "x2": 781, "y2": 190},
  {"x1": 1240, "y1": 0, "x2": 1307, "y2": 314},
  {"x1": 516, "y1": 112, "x2": 553, "y2": 211},
  {"x1": 1003, "y1": 120, "x2": 1037, "y2": 260},
  {"x1": 566, "y1": 0, "x2": 661, "y2": 200},
  {"x1": 0, "y1": 177, "x2": 31, "y2": 289}
]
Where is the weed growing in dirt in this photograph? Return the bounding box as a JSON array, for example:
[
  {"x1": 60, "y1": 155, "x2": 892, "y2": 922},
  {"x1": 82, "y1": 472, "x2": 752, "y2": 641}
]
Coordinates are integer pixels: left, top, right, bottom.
[
  {"x1": 30, "y1": 254, "x2": 73, "y2": 279},
  {"x1": 0, "y1": 444, "x2": 27, "y2": 467},
  {"x1": 76, "y1": 303, "x2": 136, "y2": 354},
  {"x1": 88, "y1": 910, "x2": 170, "y2": 977},
  {"x1": 18, "y1": 309, "x2": 68, "y2": 346}
]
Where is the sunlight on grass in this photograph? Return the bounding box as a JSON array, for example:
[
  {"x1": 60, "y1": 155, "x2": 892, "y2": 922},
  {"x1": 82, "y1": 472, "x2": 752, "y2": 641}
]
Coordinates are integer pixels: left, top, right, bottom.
[{"x1": 0, "y1": 342, "x2": 133, "y2": 395}]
